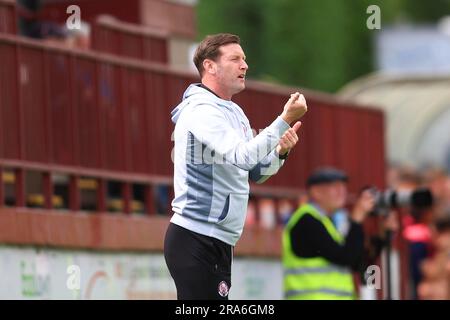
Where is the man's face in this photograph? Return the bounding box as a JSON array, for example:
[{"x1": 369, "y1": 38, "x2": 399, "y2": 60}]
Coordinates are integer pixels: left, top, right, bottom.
[
  {"x1": 211, "y1": 43, "x2": 248, "y2": 96},
  {"x1": 310, "y1": 181, "x2": 348, "y2": 214}
]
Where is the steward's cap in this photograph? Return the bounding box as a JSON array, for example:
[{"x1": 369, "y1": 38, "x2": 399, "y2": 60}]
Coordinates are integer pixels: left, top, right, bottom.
[{"x1": 306, "y1": 167, "x2": 348, "y2": 188}]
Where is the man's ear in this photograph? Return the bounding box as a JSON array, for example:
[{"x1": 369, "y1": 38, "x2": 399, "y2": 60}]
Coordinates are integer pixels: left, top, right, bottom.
[{"x1": 203, "y1": 59, "x2": 216, "y2": 75}]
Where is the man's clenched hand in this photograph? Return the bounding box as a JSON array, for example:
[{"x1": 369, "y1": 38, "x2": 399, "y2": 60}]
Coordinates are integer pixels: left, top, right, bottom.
[{"x1": 280, "y1": 92, "x2": 308, "y2": 125}]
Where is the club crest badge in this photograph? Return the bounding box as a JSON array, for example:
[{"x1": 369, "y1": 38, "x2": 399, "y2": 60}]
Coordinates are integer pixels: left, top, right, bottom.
[{"x1": 218, "y1": 280, "x2": 229, "y2": 297}]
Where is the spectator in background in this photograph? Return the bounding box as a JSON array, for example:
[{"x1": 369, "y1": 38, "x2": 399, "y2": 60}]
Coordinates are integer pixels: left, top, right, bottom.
[
  {"x1": 155, "y1": 184, "x2": 169, "y2": 215},
  {"x1": 279, "y1": 198, "x2": 297, "y2": 225},
  {"x1": 422, "y1": 166, "x2": 450, "y2": 219},
  {"x1": 391, "y1": 165, "x2": 441, "y2": 299},
  {"x1": 387, "y1": 163, "x2": 450, "y2": 299},
  {"x1": 17, "y1": 0, "x2": 67, "y2": 40},
  {"x1": 17, "y1": 0, "x2": 43, "y2": 38},
  {"x1": 65, "y1": 21, "x2": 91, "y2": 50},
  {"x1": 403, "y1": 206, "x2": 435, "y2": 299},
  {"x1": 258, "y1": 198, "x2": 277, "y2": 229},
  {"x1": 417, "y1": 213, "x2": 450, "y2": 299}
]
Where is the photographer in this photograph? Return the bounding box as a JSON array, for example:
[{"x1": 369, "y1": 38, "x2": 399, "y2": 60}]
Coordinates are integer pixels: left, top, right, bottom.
[{"x1": 282, "y1": 167, "x2": 395, "y2": 300}]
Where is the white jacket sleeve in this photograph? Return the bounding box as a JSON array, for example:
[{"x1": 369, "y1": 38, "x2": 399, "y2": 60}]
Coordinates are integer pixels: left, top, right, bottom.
[
  {"x1": 249, "y1": 149, "x2": 286, "y2": 184},
  {"x1": 185, "y1": 103, "x2": 290, "y2": 171}
]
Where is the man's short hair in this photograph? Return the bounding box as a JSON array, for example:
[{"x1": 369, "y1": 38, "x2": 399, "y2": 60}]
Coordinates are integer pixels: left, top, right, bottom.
[{"x1": 193, "y1": 33, "x2": 240, "y2": 76}]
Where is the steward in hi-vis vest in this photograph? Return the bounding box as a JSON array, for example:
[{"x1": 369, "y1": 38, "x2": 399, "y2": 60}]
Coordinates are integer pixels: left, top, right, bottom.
[
  {"x1": 282, "y1": 167, "x2": 377, "y2": 300},
  {"x1": 283, "y1": 203, "x2": 355, "y2": 299}
]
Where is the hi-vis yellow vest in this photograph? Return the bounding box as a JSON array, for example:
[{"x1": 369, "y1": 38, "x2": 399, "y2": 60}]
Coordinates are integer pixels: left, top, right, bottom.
[{"x1": 282, "y1": 204, "x2": 356, "y2": 300}]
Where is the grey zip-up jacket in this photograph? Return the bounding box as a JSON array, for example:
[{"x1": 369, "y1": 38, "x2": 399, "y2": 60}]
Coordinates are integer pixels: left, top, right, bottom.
[{"x1": 170, "y1": 84, "x2": 291, "y2": 245}]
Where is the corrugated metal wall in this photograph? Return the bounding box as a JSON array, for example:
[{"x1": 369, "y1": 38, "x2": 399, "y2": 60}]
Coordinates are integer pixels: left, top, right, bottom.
[
  {"x1": 0, "y1": 42, "x2": 20, "y2": 159},
  {"x1": 0, "y1": 34, "x2": 386, "y2": 193},
  {"x1": 74, "y1": 58, "x2": 99, "y2": 168},
  {"x1": 234, "y1": 89, "x2": 386, "y2": 191},
  {"x1": 0, "y1": 0, "x2": 16, "y2": 35},
  {"x1": 48, "y1": 52, "x2": 73, "y2": 165},
  {"x1": 122, "y1": 68, "x2": 148, "y2": 173},
  {"x1": 91, "y1": 20, "x2": 169, "y2": 65},
  {"x1": 20, "y1": 47, "x2": 48, "y2": 163}
]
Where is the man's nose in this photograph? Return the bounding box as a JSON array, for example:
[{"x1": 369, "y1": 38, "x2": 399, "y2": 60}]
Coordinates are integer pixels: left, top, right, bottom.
[{"x1": 241, "y1": 61, "x2": 248, "y2": 70}]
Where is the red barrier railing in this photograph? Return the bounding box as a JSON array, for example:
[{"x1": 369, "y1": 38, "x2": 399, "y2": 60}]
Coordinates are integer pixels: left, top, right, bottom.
[
  {"x1": 0, "y1": 154, "x2": 299, "y2": 257},
  {"x1": 91, "y1": 15, "x2": 168, "y2": 63},
  {"x1": 0, "y1": 158, "x2": 171, "y2": 214}
]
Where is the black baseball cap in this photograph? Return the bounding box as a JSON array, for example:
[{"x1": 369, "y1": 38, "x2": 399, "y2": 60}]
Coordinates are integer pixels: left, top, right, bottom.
[{"x1": 306, "y1": 167, "x2": 348, "y2": 188}]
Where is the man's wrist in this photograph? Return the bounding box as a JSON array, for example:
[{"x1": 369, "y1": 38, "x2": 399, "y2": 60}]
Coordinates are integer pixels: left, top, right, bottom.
[
  {"x1": 351, "y1": 212, "x2": 365, "y2": 224},
  {"x1": 277, "y1": 150, "x2": 289, "y2": 160},
  {"x1": 280, "y1": 113, "x2": 293, "y2": 125}
]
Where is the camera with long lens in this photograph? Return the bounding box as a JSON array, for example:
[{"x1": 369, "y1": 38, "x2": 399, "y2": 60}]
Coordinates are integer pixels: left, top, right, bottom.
[{"x1": 367, "y1": 187, "x2": 434, "y2": 216}]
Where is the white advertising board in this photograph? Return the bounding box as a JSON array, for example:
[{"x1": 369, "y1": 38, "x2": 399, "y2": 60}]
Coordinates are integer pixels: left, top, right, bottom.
[{"x1": 0, "y1": 246, "x2": 282, "y2": 300}]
